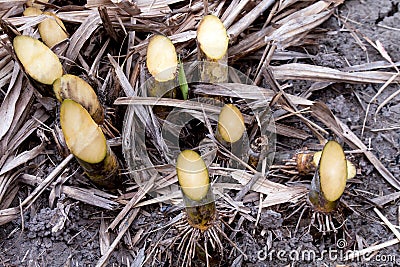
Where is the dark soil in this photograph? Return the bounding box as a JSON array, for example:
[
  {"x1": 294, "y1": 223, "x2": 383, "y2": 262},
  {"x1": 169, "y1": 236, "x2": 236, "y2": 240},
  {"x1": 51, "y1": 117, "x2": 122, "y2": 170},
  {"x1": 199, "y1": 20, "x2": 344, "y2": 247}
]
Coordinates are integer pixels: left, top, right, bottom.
[{"x1": 1, "y1": 0, "x2": 400, "y2": 266}]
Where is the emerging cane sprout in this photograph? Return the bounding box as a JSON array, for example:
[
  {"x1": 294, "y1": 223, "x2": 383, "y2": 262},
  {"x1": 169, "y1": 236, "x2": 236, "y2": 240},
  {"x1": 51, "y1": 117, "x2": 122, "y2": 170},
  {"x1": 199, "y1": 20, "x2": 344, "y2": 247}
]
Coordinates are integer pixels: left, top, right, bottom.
[
  {"x1": 146, "y1": 35, "x2": 178, "y2": 98},
  {"x1": 197, "y1": 15, "x2": 229, "y2": 83},
  {"x1": 23, "y1": 8, "x2": 69, "y2": 48},
  {"x1": 13, "y1": 35, "x2": 63, "y2": 85},
  {"x1": 38, "y1": 11, "x2": 69, "y2": 47},
  {"x1": 309, "y1": 141, "x2": 348, "y2": 212},
  {"x1": 177, "y1": 150, "x2": 210, "y2": 201},
  {"x1": 53, "y1": 74, "x2": 104, "y2": 124},
  {"x1": 176, "y1": 150, "x2": 216, "y2": 231},
  {"x1": 217, "y1": 104, "x2": 245, "y2": 143},
  {"x1": 197, "y1": 15, "x2": 229, "y2": 61},
  {"x1": 23, "y1": 7, "x2": 42, "y2": 16},
  {"x1": 146, "y1": 35, "x2": 178, "y2": 82},
  {"x1": 60, "y1": 99, "x2": 119, "y2": 188},
  {"x1": 297, "y1": 150, "x2": 356, "y2": 179}
]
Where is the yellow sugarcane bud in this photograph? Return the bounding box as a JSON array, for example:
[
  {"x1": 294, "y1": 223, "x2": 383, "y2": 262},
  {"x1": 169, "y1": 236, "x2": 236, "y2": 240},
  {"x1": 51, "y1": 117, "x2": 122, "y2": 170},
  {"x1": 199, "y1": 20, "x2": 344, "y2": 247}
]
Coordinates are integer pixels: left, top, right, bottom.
[
  {"x1": 319, "y1": 141, "x2": 348, "y2": 202},
  {"x1": 146, "y1": 35, "x2": 178, "y2": 82},
  {"x1": 176, "y1": 150, "x2": 209, "y2": 201},
  {"x1": 197, "y1": 15, "x2": 229, "y2": 61},
  {"x1": 218, "y1": 104, "x2": 245, "y2": 143}
]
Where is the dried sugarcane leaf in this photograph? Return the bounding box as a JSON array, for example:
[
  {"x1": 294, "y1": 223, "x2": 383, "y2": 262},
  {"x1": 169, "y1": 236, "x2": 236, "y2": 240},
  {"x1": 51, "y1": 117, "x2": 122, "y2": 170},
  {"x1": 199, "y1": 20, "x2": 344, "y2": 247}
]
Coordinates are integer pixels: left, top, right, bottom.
[
  {"x1": 95, "y1": 208, "x2": 140, "y2": 267},
  {"x1": 136, "y1": 0, "x2": 183, "y2": 9},
  {"x1": 342, "y1": 61, "x2": 400, "y2": 72},
  {"x1": 275, "y1": 0, "x2": 330, "y2": 25},
  {"x1": 108, "y1": 175, "x2": 154, "y2": 231},
  {"x1": 50, "y1": 202, "x2": 71, "y2": 233},
  {"x1": 271, "y1": 63, "x2": 400, "y2": 84},
  {"x1": 26, "y1": 0, "x2": 49, "y2": 8},
  {"x1": 229, "y1": 26, "x2": 273, "y2": 60},
  {"x1": 100, "y1": 217, "x2": 111, "y2": 255},
  {"x1": 0, "y1": 60, "x2": 13, "y2": 89},
  {"x1": 0, "y1": 142, "x2": 45, "y2": 176},
  {"x1": 64, "y1": 186, "x2": 119, "y2": 209},
  {"x1": 266, "y1": 10, "x2": 333, "y2": 48},
  {"x1": 89, "y1": 38, "x2": 110, "y2": 77},
  {"x1": 0, "y1": 66, "x2": 22, "y2": 141},
  {"x1": 221, "y1": 0, "x2": 250, "y2": 29},
  {"x1": 371, "y1": 192, "x2": 400, "y2": 207},
  {"x1": 0, "y1": 0, "x2": 25, "y2": 9},
  {"x1": 132, "y1": 246, "x2": 146, "y2": 266},
  {"x1": 0, "y1": 177, "x2": 19, "y2": 210},
  {"x1": 191, "y1": 83, "x2": 314, "y2": 106},
  {"x1": 0, "y1": 18, "x2": 21, "y2": 41},
  {"x1": 20, "y1": 174, "x2": 120, "y2": 210},
  {"x1": 231, "y1": 170, "x2": 307, "y2": 207},
  {"x1": 0, "y1": 207, "x2": 19, "y2": 225},
  {"x1": 229, "y1": 1, "x2": 340, "y2": 59},
  {"x1": 0, "y1": 100, "x2": 38, "y2": 165},
  {"x1": 41, "y1": 10, "x2": 92, "y2": 24},
  {"x1": 133, "y1": 190, "x2": 182, "y2": 207},
  {"x1": 65, "y1": 12, "x2": 101, "y2": 68},
  {"x1": 3, "y1": 108, "x2": 48, "y2": 161},
  {"x1": 277, "y1": 0, "x2": 307, "y2": 12},
  {"x1": 86, "y1": 0, "x2": 182, "y2": 17},
  {"x1": 227, "y1": 0, "x2": 275, "y2": 40},
  {"x1": 0, "y1": 171, "x2": 22, "y2": 208},
  {"x1": 98, "y1": 6, "x2": 120, "y2": 42},
  {"x1": 85, "y1": 0, "x2": 110, "y2": 6},
  {"x1": 26, "y1": 160, "x2": 69, "y2": 210},
  {"x1": 87, "y1": 0, "x2": 183, "y2": 8},
  {"x1": 111, "y1": 0, "x2": 141, "y2": 16},
  {"x1": 108, "y1": 54, "x2": 136, "y2": 97},
  {"x1": 17, "y1": 13, "x2": 47, "y2": 32},
  {"x1": 110, "y1": 55, "x2": 171, "y2": 173},
  {"x1": 275, "y1": 123, "x2": 311, "y2": 140},
  {"x1": 115, "y1": 96, "x2": 221, "y2": 113}
]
